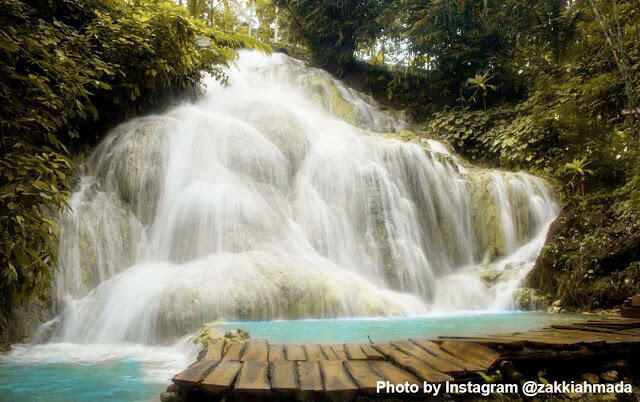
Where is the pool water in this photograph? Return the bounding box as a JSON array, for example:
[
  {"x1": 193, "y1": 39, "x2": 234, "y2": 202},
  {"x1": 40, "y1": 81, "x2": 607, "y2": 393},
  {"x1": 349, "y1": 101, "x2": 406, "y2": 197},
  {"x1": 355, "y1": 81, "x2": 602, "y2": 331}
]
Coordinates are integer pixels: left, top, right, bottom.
[
  {"x1": 222, "y1": 311, "x2": 587, "y2": 343},
  {"x1": 0, "y1": 342, "x2": 195, "y2": 402},
  {"x1": 0, "y1": 360, "x2": 161, "y2": 402},
  {"x1": 0, "y1": 312, "x2": 589, "y2": 401}
]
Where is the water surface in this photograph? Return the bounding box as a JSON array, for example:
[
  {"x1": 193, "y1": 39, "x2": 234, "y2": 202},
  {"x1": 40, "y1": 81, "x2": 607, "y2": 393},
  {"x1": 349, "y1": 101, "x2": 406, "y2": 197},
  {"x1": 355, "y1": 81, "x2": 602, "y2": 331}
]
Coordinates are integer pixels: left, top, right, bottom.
[
  {"x1": 0, "y1": 360, "x2": 161, "y2": 402},
  {"x1": 222, "y1": 311, "x2": 587, "y2": 343},
  {"x1": 1, "y1": 312, "x2": 588, "y2": 401}
]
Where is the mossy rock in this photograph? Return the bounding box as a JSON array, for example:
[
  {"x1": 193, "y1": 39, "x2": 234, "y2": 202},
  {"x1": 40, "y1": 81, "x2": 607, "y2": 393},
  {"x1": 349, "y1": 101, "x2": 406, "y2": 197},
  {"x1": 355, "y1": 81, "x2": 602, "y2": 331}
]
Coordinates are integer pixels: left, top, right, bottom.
[
  {"x1": 511, "y1": 287, "x2": 552, "y2": 311},
  {"x1": 479, "y1": 269, "x2": 518, "y2": 287}
]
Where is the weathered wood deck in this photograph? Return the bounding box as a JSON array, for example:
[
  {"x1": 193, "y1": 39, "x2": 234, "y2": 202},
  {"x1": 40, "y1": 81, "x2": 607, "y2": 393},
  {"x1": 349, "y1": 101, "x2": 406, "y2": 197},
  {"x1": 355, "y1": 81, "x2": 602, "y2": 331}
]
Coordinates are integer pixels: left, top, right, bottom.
[{"x1": 171, "y1": 317, "x2": 640, "y2": 400}]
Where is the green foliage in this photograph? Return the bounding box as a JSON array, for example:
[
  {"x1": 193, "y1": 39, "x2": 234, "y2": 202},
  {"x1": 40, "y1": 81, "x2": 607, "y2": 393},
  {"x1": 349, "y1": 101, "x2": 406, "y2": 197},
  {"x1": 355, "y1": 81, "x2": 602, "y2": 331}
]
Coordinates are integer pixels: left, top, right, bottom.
[
  {"x1": 614, "y1": 146, "x2": 640, "y2": 219},
  {"x1": 382, "y1": 0, "x2": 537, "y2": 101},
  {"x1": 563, "y1": 157, "x2": 594, "y2": 202},
  {"x1": 419, "y1": 1, "x2": 639, "y2": 310},
  {"x1": 466, "y1": 73, "x2": 497, "y2": 94},
  {"x1": 254, "y1": 0, "x2": 292, "y2": 43},
  {"x1": 428, "y1": 103, "x2": 559, "y2": 171},
  {"x1": 0, "y1": 0, "x2": 268, "y2": 303},
  {"x1": 465, "y1": 72, "x2": 497, "y2": 109},
  {"x1": 425, "y1": 0, "x2": 638, "y2": 184},
  {"x1": 563, "y1": 157, "x2": 594, "y2": 181},
  {"x1": 529, "y1": 194, "x2": 640, "y2": 310},
  {"x1": 275, "y1": 0, "x2": 387, "y2": 75}
]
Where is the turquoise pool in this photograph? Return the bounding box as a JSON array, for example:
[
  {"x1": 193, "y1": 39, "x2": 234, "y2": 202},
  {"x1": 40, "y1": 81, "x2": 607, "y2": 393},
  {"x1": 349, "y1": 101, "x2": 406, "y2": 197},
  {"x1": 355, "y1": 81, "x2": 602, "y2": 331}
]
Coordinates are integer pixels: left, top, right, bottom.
[
  {"x1": 221, "y1": 311, "x2": 587, "y2": 343},
  {"x1": 0, "y1": 360, "x2": 161, "y2": 402},
  {"x1": 0, "y1": 312, "x2": 589, "y2": 401}
]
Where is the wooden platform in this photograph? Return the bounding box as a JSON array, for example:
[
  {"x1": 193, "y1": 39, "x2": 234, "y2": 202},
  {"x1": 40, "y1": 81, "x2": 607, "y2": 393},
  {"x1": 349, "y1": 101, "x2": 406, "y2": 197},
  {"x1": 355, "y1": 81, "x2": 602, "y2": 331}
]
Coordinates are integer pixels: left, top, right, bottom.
[{"x1": 171, "y1": 318, "x2": 640, "y2": 400}]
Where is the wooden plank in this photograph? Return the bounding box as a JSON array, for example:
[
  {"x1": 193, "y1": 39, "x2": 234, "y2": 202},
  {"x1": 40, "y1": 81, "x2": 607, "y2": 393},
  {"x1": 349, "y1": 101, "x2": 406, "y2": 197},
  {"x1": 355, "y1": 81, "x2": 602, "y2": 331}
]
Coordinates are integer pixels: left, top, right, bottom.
[
  {"x1": 331, "y1": 345, "x2": 348, "y2": 360},
  {"x1": 620, "y1": 328, "x2": 640, "y2": 336},
  {"x1": 550, "y1": 328, "x2": 638, "y2": 338},
  {"x1": 320, "y1": 361, "x2": 358, "y2": 401},
  {"x1": 411, "y1": 339, "x2": 484, "y2": 371},
  {"x1": 269, "y1": 361, "x2": 298, "y2": 393},
  {"x1": 549, "y1": 324, "x2": 630, "y2": 335},
  {"x1": 504, "y1": 329, "x2": 640, "y2": 347},
  {"x1": 584, "y1": 322, "x2": 640, "y2": 328},
  {"x1": 268, "y1": 344, "x2": 286, "y2": 361},
  {"x1": 344, "y1": 360, "x2": 381, "y2": 392},
  {"x1": 241, "y1": 340, "x2": 268, "y2": 361},
  {"x1": 588, "y1": 322, "x2": 640, "y2": 329},
  {"x1": 297, "y1": 361, "x2": 323, "y2": 400},
  {"x1": 360, "y1": 344, "x2": 385, "y2": 360},
  {"x1": 556, "y1": 322, "x2": 635, "y2": 332},
  {"x1": 223, "y1": 341, "x2": 246, "y2": 361},
  {"x1": 576, "y1": 328, "x2": 640, "y2": 340},
  {"x1": 547, "y1": 329, "x2": 640, "y2": 344},
  {"x1": 586, "y1": 319, "x2": 640, "y2": 328},
  {"x1": 621, "y1": 306, "x2": 640, "y2": 319},
  {"x1": 369, "y1": 360, "x2": 421, "y2": 386},
  {"x1": 321, "y1": 345, "x2": 340, "y2": 360},
  {"x1": 503, "y1": 332, "x2": 602, "y2": 348},
  {"x1": 285, "y1": 344, "x2": 307, "y2": 361},
  {"x1": 235, "y1": 361, "x2": 270, "y2": 395},
  {"x1": 171, "y1": 316, "x2": 640, "y2": 400},
  {"x1": 373, "y1": 343, "x2": 453, "y2": 383},
  {"x1": 305, "y1": 344, "x2": 327, "y2": 361},
  {"x1": 172, "y1": 359, "x2": 217, "y2": 389},
  {"x1": 440, "y1": 341, "x2": 501, "y2": 370},
  {"x1": 503, "y1": 346, "x2": 604, "y2": 362},
  {"x1": 344, "y1": 344, "x2": 367, "y2": 360},
  {"x1": 392, "y1": 340, "x2": 466, "y2": 376},
  {"x1": 203, "y1": 339, "x2": 225, "y2": 361},
  {"x1": 297, "y1": 361, "x2": 323, "y2": 391},
  {"x1": 436, "y1": 335, "x2": 526, "y2": 348},
  {"x1": 201, "y1": 361, "x2": 243, "y2": 394},
  {"x1": 586, "y1": 317, "x2": 640, "y2": 322}
]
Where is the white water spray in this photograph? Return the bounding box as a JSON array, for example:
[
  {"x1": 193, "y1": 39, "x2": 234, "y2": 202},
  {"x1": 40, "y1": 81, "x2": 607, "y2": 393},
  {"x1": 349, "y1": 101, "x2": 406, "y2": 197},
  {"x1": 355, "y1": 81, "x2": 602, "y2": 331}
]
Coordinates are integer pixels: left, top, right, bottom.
[{"x1": 43, "y1": 51, "x2": 557, "y2": 349}]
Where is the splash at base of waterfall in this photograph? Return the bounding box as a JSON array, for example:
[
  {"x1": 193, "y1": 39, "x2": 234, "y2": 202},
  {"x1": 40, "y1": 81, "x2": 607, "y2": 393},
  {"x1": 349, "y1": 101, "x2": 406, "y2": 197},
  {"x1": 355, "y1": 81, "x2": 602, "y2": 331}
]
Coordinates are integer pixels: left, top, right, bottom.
[
  {"x1": 2, "y1": 312, "x2": 588, "y2": 401},
  {"x1": 0, "y1": 339, "x2": 199, "y2": 400},
  {"x1": 44, "y1": 50, "x2": 558, "y2": 347}
]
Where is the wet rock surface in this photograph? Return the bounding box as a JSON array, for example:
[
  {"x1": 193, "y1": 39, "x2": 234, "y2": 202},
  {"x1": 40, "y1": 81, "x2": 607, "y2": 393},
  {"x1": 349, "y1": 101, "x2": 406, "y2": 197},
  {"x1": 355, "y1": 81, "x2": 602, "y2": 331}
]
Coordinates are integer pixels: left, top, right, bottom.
[{"x1": 512, "y1": 287, "x2": 552, "y2": 310}]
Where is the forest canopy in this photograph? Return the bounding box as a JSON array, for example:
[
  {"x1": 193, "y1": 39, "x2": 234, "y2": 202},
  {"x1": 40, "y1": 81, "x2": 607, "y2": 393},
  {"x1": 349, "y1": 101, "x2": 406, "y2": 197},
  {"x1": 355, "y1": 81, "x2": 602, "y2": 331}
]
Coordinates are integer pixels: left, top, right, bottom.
[{"x1": 275, "y1": 0, "x2": 639, "y2": 195}]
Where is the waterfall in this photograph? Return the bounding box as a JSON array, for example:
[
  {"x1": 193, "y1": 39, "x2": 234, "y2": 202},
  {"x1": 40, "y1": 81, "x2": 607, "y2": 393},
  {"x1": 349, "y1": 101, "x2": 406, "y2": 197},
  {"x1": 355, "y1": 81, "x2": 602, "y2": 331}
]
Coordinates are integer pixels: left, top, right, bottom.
[{"x1": 50, "y1": 50, "x2": 558, "y2": 345}]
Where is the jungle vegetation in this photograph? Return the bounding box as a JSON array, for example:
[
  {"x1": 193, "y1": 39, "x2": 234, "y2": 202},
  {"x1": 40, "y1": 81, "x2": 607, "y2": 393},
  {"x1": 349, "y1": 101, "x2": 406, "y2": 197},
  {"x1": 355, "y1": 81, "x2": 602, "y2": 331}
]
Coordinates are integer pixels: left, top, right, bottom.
[{"x1": 0, "y1": 0, "x2": 268, "y2": 334}]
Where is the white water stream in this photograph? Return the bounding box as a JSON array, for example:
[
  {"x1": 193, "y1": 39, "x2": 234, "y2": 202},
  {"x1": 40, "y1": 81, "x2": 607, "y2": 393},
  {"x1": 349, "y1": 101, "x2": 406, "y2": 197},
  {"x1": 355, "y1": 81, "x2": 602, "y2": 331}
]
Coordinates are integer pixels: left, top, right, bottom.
[{"x1": 7, "y1": 51, "x2": 558, "y2": 383}]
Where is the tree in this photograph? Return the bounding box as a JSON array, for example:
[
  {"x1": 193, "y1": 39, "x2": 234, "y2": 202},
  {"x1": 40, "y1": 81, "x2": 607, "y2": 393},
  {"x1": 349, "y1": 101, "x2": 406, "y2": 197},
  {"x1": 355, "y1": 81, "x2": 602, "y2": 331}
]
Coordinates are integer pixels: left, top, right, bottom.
[
  {"x1": 186, "y1": 0, "x2": 207, "y2": 18},
  {"x1": 275, "y1": 0, "x2": 388, "y2": 75},
  {"x1": 587, "y1": 0, "x2": 637, "y2": 114},
  {"x1": 531, "y1": 0, "x2": 583, "y2": 64},
  {"x1": 382, "y1": 0, "x2": 533, "y2": 103}
]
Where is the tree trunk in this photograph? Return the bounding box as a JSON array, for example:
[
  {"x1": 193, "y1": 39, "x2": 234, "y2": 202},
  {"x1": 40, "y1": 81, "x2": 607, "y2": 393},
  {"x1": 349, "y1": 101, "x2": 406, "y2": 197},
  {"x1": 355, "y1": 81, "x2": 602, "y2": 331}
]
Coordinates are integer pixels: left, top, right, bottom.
[
  {"x1": 274, "y1": 6, "x2": 280, "y2": 42},
  {"x1": 482, "y1": 0, "x2": 489, "y2": 27},
  {"x1": 248, "y1": 0, "x2": 255, "y2": 36},
  {"x1": 588, "y1": 0, "x2": 636, "y2": 112}
]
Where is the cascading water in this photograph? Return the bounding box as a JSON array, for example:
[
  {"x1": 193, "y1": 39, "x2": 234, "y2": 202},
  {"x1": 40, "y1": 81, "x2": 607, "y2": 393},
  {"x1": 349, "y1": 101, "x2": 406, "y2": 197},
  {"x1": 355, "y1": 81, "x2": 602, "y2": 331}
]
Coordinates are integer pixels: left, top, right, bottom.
[
  {"x1": 49, "y1": 50, "x2": 559, "y2": 345},
  {"x1": 9, "y1": 51, "x2": 559, "y2": 383}
]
